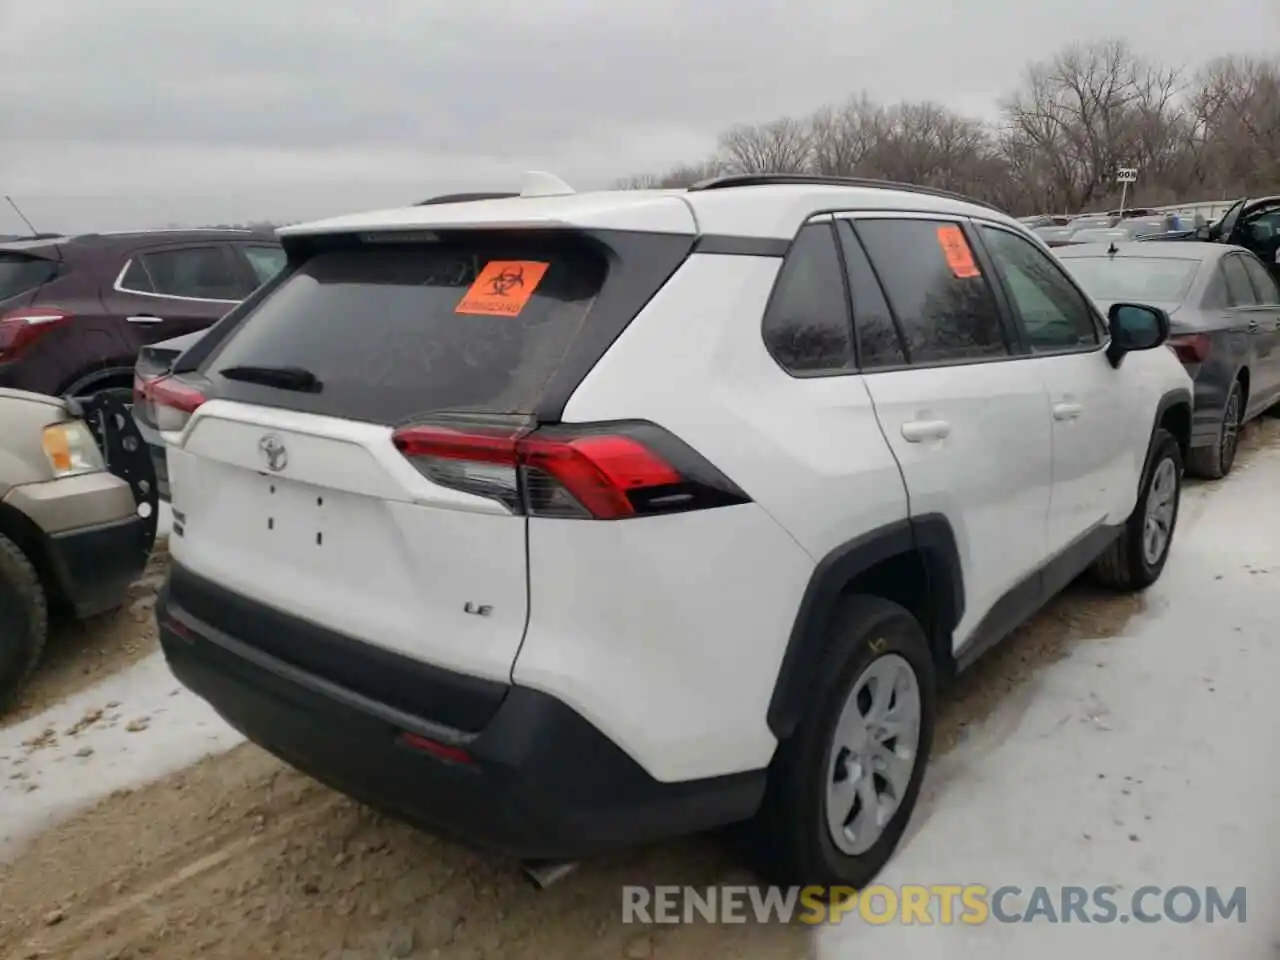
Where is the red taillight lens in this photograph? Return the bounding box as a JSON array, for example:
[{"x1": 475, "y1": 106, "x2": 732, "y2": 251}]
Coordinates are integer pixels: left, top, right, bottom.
[
  {"x1": 521, "y1": 434, "x2": 682, "y2": 519},
  {"x1": 0, "y1": 307, "x2": 72, "y2": 360},
  {"x1": 1168, "y1": 333, "x2": 1211, "y2": 364},
  {"x1": 145, "y1": 376, "x2": 207, "y2": 432},
  {"x1": 391, "y1": 421, "x2": 748, "y2": 520}
]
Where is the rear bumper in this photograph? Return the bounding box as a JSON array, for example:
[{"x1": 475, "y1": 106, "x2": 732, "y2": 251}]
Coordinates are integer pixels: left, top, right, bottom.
[
  {"x1": 157, "y1": 563, "x2": 765, "y2": 861},
  {"x1": 47, "y1": 515, "x2": 150, "y2": 618}
]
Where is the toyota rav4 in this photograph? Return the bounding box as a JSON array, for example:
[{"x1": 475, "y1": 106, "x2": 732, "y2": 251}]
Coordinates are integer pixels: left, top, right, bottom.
[{"x1": 151, "y1": 173, "x2": 1192, "y2": 888}]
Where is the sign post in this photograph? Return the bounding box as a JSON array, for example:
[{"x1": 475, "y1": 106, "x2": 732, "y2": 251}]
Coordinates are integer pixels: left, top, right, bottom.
[{"x1": 1116, "y1": 167, "x2": 1138, "y2": 218}]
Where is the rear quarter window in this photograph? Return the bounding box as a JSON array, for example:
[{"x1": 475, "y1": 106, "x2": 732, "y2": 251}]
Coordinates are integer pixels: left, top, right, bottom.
[{"x1": 204, "y1": 234, "x2": 610, "y2": 424}]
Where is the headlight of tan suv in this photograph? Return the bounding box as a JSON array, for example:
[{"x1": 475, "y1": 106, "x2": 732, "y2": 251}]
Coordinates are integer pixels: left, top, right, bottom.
[{"x1": 41, "y1": 420, "x2": 106, "y2": 478}]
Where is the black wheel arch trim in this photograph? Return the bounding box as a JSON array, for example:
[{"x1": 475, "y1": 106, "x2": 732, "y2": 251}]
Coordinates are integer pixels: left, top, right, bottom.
[
  {"x1": 766, "y1": 513, "x2": 964, "y2": 740},
  {"x1": 1147, "y1": 387, "x2": 1192, "y2": 473}
]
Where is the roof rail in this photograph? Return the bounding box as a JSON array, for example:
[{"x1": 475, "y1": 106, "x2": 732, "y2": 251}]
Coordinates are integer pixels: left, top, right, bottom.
[
  {"x1": 0, "y1": 232, "x2": 65, "y2": 242},
  {"x1": 416, "y1": 191, "x2": 520, "y2": 206},
  {"x1": 686, "y1": 174, "x2": 1004, "y2": 213}
]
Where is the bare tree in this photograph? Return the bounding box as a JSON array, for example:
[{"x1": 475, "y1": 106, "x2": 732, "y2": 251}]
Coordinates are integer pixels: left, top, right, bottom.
[
  {"x1": 717, "y1": 117, "x2": 814, "y2": 174},
  {"x1": 1192, "y1": 56, "x2": 1280, "y2": 193},
  {"x1": 807, "y1": 95, "x2": 885, "y2": 176},
  {"x1": 616, "y1": 40, "x2": 1280, "y2": 218}
]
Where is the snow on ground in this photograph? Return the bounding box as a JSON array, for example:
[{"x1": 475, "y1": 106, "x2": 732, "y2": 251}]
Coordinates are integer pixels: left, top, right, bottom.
[
  {"x1": 818, "y1": 449, "x2": 1280, "y2": 958},
  {"x1": 0, "y1": 649, "x2": 243, "y2": 862}
]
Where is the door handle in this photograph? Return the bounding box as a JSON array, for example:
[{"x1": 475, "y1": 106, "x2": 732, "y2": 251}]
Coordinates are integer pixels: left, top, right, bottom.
[
  {"x1": 1247, "y1": 318, "x2": 1259, "y2": 332},
  {"x1": 126, "y1": 314, "x2": 164, "y2": 324},
  {"x1": 1053, "y1": 402, "x2": 1083, "y2": 420},
  {"x1": 901, "y1": 419, "x2": 951, "y2": 443}
]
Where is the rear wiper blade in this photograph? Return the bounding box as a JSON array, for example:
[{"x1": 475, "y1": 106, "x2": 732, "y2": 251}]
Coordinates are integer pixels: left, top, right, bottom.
[{"x1": 218, "y1": 364, "x2": 323, "y2": 393}]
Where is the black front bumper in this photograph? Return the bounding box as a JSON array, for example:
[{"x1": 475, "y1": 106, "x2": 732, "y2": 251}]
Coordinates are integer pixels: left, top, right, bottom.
[
  {"x1": 47, "y1": 515, "x2": 149, "y2": 618},
  {"x1": 157, "y1": 563, "x2": 765, "y2": 861}
]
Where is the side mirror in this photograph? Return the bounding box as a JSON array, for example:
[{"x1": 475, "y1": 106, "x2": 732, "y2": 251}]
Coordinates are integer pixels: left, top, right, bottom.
[
  {"x1": 1195, "y1": 224, "x2": 1211, "y2": 241},
  {"x1": 1107, "y1": 303, "x2": 1170, "y2": 366}
]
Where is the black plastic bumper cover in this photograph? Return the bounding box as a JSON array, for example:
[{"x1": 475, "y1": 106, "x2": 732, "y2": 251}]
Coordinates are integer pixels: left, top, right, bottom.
[
  {"x1": 47, "y1": 515, "x2": 149, "y2": 618},
  {"x1": 157, "y1": 564, "x2": 766, "y2": 861}
]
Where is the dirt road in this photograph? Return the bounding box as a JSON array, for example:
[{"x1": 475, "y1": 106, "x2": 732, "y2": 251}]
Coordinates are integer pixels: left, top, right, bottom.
[
  {"x1": 0, "y1": 581, "x2": 1141, "y2": 960},
  {"x1": 8, "y1": 421, "x2": 1276, "y2": 960}
]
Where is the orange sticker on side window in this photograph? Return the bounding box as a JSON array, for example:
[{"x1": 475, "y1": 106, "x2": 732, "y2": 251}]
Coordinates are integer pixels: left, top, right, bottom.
[
  {"x1": 455, "y1": 261, "x2": 551, "y2": 317},
  {"x1": 935, "y1": 225, "x2": 981, "y2": 279}
]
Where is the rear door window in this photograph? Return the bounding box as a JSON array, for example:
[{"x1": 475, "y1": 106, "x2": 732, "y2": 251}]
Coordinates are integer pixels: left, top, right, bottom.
[
  {"x1": 853, "y1": 218, "x2": 1009, "y2": 364},
  {"x1": 137, "y1": 245, "x2": 247, "y2": 301},
  {"x1": 0, "y1": 253, "x2": 59, "y2": 301},
  {"x1": 1221, "y1": 255, "x2": 1258, "y2": 307},
  {"x1": 204, "y1": 234, "x2": 611, "y2": 424},
  {"x1": 1240, "y1": 255, "x2": 1280, "y2": 305}
]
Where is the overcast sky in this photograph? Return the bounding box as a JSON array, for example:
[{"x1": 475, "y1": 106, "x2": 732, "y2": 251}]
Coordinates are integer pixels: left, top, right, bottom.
[{"x1": 1, "y1": 0, "x2": 1276, "y2": 233}]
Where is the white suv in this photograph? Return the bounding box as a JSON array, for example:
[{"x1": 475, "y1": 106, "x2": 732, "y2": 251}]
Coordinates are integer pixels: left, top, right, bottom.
[{"x1": 150, "y1": 174, "x2": 1192, "y2": 889}]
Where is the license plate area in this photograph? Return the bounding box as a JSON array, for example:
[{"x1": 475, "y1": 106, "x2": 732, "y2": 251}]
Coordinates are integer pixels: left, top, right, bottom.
[{"x1": 259, "y1": 474, "x2": 334, "y2": 549}]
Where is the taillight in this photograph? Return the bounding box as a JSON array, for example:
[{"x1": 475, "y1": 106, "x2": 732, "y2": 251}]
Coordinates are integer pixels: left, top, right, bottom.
[
  {"x1": 1168, "y1": 333, "x2": 1211, "y2": 364},
  {"x1": 391, "y1": 420, "x2": 750, "y2": 520},
  {"x1": 144, "y1": 375, "x2": 207, "y2": 432},
  {"x1": 0, "y1": 307, "x2": 72, "y2": 360}
]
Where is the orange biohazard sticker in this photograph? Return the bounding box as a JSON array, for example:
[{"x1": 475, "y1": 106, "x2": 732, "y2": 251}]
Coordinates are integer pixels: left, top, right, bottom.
[
  {"x1": 935, "y1": 225, "x2": 981, "y2": 279},
  {"x1": 455, "y1": 261, "x2": 550, "y2": 317}
]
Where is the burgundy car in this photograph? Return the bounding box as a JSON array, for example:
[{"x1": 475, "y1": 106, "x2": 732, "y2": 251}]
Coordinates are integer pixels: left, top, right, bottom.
[{"x1": 0, "y1": 229, "x2": 285, "y2": 401}]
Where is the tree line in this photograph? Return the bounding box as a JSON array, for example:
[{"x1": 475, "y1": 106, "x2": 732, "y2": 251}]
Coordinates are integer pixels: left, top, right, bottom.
[{"x1": 618, "y1": 40, "x2": 1280, "y2": 216}]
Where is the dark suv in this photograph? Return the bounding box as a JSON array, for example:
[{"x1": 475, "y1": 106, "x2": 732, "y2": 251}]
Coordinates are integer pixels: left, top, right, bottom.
[{"x1": 0, "y1": 229, "x2": 285, "y2": 400}]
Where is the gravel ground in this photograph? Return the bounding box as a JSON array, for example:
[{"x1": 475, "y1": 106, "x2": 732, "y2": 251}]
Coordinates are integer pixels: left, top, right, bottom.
[
  {"x1": 3, "y1": 419, "x2": 1277, "y2": 960},
  {"x1": 1, "y1": 542, "x2": 167, "y2": 730}
]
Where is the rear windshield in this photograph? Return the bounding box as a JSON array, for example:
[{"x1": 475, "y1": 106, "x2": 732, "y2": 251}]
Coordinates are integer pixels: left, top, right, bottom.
[
  {"x1": 205, "y1": 235, "x2": 609, "y2": 423},
  {"x1": 1059, "y1": 256, "x2": 1200, "y2": 304},
  {"x1": 0, "y1": 253, "x2": 59, "y2": 302}
]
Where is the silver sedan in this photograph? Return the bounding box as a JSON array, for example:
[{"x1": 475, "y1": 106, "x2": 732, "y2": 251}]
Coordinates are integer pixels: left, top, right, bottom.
[{"x1": 1057, "y1": 241, "x2": 1280, "y2": 479}]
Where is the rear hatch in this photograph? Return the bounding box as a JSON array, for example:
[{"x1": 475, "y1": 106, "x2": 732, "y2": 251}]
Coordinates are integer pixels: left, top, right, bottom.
[{"x1": 156, "y1": 227, "x2": 692, "y2": 690}]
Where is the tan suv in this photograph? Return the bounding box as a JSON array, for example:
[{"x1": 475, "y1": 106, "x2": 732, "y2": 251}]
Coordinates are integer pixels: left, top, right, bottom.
[{"x1": 0, "y1": 388, "x2": 156, "y2": 709}]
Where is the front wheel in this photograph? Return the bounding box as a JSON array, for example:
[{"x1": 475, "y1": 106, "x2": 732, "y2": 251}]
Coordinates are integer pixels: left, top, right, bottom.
[
  {"x1": 0, "y1": 532, "x2": 49, "y2": 713},
  {"x1": 745, "y1": 595, "x2": 936, "y2": 889},
  {"x1": 1092, "y1": 428, "x2": 1182, "y2": 591}
]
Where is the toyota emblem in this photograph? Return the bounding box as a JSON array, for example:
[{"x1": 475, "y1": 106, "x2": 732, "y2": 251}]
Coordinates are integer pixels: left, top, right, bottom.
[{"x1": 258, "y1": 433, "x2": 288, "y2": 472}]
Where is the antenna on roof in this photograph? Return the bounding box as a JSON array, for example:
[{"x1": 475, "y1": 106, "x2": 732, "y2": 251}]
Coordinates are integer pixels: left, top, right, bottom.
[
  {"x1": 4, "y1": 194, "x2": 63, "y2": 261},
  {"x1": 4, "y1": 195, "x2": 39, "y2": 236},
  {"x1": 519, "y1": 171, "x2": 575, "y2": 198}
]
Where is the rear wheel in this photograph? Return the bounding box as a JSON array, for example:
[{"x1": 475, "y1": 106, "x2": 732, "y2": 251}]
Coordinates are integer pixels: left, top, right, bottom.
[
  {"x1": 0, "y1": 533, "x2": 49, "y2": 713},
  {"x1": 1092, "y1": 428, "x2": 1182, "y2": 591},
  {"x1": 746, "y1": 595, "x2": 936, "y2": 889},
  {"x1": 1186, "y1": 380, "x2": 1242, "y2": 479}
]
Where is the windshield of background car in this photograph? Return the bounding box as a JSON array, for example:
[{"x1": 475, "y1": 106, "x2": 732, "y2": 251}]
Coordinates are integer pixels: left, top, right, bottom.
[
  {"x1": 1057, "y1": 255, "x2": 1200, "y2": 304},
  {"x1": 203, "y1": 233, "x2": 610, "y2": 424}
]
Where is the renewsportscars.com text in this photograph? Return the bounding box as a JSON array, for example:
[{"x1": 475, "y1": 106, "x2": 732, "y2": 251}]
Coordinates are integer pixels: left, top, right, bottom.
[{"x1": 621, "y1": 884, "x2": 1247, "y2": 926}]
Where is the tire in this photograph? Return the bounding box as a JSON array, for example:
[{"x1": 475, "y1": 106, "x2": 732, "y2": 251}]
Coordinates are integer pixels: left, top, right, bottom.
[
  {"x1": 1186, "y1": 380, "x2": 1242, "y2": 480},
  {"x1": 745, "y1": 595, "x2": 936, "y2": 890},
  {"x1": 0, "y1": 532, "x2": 49, "y2": 713},
  {"x1": 1092, "y1": 428, "x2": 1182, "y2": 591}
]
